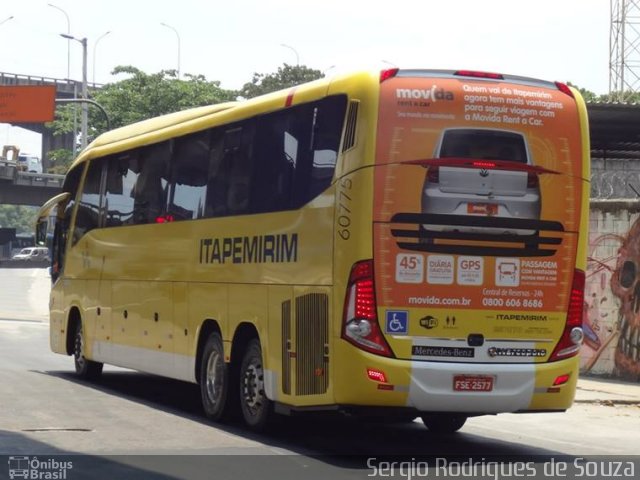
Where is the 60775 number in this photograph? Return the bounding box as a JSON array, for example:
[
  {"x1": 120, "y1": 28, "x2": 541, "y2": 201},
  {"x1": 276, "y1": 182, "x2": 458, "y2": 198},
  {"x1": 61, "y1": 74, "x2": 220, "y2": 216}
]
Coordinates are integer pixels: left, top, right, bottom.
[{"x1": 338, "y1": 178, "x2": 352, "y2": 240}]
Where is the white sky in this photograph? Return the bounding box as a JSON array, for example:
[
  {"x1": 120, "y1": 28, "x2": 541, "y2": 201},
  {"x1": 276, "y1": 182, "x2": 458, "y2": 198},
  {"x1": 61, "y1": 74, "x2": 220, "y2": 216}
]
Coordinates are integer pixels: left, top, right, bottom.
[{"x1": 1, "y1": 0, "x2": 611, "y2": 154}]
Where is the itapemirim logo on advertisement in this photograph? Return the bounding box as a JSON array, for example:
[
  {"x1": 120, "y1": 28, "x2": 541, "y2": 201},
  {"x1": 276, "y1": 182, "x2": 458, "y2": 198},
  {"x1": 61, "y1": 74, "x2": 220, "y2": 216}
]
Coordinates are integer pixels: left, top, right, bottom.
[{"x1": 8, "y1": 456, "x2": 72, "y2": 479}]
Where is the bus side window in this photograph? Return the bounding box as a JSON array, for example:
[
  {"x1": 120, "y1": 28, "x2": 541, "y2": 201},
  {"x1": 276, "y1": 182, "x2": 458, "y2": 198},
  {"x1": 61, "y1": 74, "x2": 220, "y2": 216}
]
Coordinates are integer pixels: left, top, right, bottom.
[
  {"x1": 251, "y1": 112, "x2": 296, "y2": 213},
  {"x1": 169, "y1": 131, "x2": 210, "y2": 221},
  {"x1": 303, "y1": 95, "x2": 347, "y2": 203},
  {"x1": 73, "y1": 160, "x2": 104, "y2": 245},
  {"x1": 205, "y1": 129, "x2": 228, "y2": 218},
  {"x1": 53, "y1": 166, "x2": 82, "y2": 274},
  {"x1": 223, "y1": 125, "x2": 254, "y2": 216},
  {"x1": 104, "y1": 152, "x2": 139, "y2": 227},
  {"x1": 133, "y1": 142, "x2": 171, "y2": 224}
]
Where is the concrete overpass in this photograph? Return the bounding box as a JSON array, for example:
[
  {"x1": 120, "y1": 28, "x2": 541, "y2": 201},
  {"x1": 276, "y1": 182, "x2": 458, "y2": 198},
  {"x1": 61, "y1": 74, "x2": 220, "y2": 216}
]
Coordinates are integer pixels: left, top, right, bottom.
[
  {"x1": 0, "y1": 71, "x2": 102, "y2": 170},
  {"x1": 0, "y1": 161, "x2": 63, "y2": 206}
]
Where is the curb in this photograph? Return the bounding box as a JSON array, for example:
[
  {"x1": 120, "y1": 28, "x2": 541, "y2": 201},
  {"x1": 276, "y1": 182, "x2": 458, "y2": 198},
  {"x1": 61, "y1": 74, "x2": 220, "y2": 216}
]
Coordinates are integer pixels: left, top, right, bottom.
[{"x1": 574, "y1": 399, "x2": 640, "y2": 405}]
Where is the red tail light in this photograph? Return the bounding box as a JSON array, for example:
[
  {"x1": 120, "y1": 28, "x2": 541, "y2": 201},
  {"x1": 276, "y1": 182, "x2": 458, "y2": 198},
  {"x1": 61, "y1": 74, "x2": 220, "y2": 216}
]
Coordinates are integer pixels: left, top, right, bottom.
[
  {"x1": 527, "y1": 172, "x2": 539, "y2": 188},
  {"x1": 555, "y1": 82, "x2": 575, "y2": 98},
  {"x1": 366, "y1": 368, "x2": 388, "y2": 383},
  {"x1": 342, "y1": 260, "x2": 393, "y2": 357},
  {"x1": 454, "y1": 70, "x2": 504, "y2": 80},
  {"x1": 553, "y1": 373, "x2": 571, "y2": 386},
  {"x1": 155, "y1": 215, "x2": 174, "y2": 223},
  {"x1": 549, "y1": 269, "x2": 585, "y2": 361},
  {"x1": 471, "y1": 161, "x2": 496, "y2": 169},
  {"x1": 380, "y1": 68, "x2": 399, "y2": 83},
  {"x1": 427, "y1": 166, "x2": 439, "y2": 183}
]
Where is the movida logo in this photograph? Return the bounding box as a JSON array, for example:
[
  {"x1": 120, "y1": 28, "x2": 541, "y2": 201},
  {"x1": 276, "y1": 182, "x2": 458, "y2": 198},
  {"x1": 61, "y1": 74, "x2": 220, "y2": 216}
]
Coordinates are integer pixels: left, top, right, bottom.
[{"x1": 396, "y1": 85, "x2": 455, "y2": 102}]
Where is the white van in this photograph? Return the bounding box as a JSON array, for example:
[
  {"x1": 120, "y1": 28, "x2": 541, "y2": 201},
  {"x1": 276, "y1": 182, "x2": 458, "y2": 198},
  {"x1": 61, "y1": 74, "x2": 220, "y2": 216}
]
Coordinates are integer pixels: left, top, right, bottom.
[
  {"x1": 17, "y1": 154, "x2": 43, "y2": 174},
  {"x1": 12, "y1": 247, "x2": 49, "y2": 261}
]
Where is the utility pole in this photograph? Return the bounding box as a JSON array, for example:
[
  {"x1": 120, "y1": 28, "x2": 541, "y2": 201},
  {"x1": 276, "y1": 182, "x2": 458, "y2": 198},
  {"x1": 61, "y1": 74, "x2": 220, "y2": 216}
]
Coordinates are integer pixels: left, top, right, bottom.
[{"x1": 61, "y1": 34, "x2": 89, "y2": 150}]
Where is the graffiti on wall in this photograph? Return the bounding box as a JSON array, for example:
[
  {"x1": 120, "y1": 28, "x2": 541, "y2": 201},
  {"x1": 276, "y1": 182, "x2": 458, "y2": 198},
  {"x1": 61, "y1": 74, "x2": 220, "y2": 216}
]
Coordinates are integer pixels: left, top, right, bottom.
[
  {"x1": 610, "y1": 217, "x2": 640, "y2": 380},
  {"x1": 583, "y1": 212, "x2": 640, "y2": 381}
]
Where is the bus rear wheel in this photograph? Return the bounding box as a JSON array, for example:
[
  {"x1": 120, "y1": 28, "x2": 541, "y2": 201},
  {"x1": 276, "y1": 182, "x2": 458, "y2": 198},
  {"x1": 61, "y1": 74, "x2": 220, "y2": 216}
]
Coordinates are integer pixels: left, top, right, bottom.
[
  {"x1": 239, "y1": 339, "x2": 273, "y2": 431},
  {"x1": 200, "y1": 332, "x2": 232, "y2": 421},
  {"x1": 421, "y1": 415, "x2": 467, "y2": 433},
  {"x1": 73, "y1": 322, "x2": 103, "y2": 380}
]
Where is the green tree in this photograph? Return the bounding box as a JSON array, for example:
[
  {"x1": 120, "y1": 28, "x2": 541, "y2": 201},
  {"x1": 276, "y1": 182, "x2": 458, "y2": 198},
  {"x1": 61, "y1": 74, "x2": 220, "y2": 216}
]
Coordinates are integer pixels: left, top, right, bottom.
[
  {"x1": 88, "y1": 66, "x2": 237, "y2": 135},
  {"x1": 47, "y1": 148, "x2": 75, "y2": 175},
  {"x1": 0, "y1": 205, "x2": 38, "y2": 234},
  {"x1": 567, "y1": 82, "x2": 598, "y2": 103},
  {"x1": 240, "y1": 63, "x2": 324, "y2": 99},
  {"x1": 567, "y1": 82, "x2": 640, "y2": 103},
  {"x1": 47, "y1": 66, "x2": 238, "y2": 171}
]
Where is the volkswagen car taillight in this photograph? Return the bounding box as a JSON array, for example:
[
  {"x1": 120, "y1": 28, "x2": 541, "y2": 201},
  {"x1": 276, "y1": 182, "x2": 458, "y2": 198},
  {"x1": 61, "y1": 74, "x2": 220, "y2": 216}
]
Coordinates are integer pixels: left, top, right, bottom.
[
  {"x1": 342, "y1": 260, "x2": 393, "y2": 357},
  {"x1": 427, "y1": 166, "x2": 439, "y2": 183},
  {"x1": 527, "y1": 172, "x2": 539, "y2": 188}
]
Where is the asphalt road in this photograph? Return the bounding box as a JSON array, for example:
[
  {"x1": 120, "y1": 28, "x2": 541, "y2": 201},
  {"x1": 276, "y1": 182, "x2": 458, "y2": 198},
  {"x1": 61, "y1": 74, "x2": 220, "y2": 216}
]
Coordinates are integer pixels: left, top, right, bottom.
[{"x1": 0, "y1": 268, "x2": 638, "y2": 480}]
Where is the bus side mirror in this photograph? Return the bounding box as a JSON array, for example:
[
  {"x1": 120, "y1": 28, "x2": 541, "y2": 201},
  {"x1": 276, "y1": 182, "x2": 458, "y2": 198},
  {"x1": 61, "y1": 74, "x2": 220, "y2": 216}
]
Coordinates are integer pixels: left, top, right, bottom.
[{"x1": 36, "y1": 218, "x2": 48, "y2": 246}]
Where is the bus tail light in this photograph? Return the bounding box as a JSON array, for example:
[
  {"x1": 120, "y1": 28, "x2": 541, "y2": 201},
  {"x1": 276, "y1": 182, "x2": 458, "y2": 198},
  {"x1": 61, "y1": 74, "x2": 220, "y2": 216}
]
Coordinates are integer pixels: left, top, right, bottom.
[
  {"x1": 366, "y1": 367, "x2": 388, "y2": 383},
  {"x1": 342, "y1": 260, "x2": 393, "y2": 357},
  {"x1": 549, "y1": 269, "x2": 585, "y2": 361},
  {"x1": 380, "y1": 68, "x2": 399, "y2": 83},
  {"x1": 555, "y1": 82, "x2": 575, "y2": 98},
  {"x1": 454, "y1": 70, "x2": 504, "y2": 80},
  {"x1": 553, "y1": 373, "x2": 571, "y2": 386}
]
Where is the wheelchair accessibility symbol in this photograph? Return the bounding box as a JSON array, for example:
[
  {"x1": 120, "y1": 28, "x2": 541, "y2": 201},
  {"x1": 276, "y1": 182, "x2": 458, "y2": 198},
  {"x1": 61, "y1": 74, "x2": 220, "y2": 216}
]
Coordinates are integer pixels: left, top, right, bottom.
[{"x1": 385, "y1": 311, "x2": 408, "y2": 334}]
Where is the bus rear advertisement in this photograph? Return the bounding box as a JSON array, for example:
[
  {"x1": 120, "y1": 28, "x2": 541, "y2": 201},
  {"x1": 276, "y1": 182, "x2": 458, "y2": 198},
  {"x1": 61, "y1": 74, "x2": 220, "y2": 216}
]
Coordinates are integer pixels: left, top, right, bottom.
[{"x1": 37, "y1": 68, "x2": 589, "y2": 433}]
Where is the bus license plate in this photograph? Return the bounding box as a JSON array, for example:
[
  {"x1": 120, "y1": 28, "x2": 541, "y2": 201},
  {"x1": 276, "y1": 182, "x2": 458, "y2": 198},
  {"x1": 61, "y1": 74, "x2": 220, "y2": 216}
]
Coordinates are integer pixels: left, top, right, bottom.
[
  {"x1": 453, "y1": 375, "x2": 494, "y2": 392},
  {"x1": 467, "y1": 203, "x2": 498, "y2": 215}
]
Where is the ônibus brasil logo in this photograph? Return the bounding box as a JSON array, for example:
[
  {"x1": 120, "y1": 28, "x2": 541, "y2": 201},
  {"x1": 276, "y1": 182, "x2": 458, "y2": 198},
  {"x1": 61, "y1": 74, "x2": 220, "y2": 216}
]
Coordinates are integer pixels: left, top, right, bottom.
[{"x1": 8, "y1": 456, "x2": 73, "y2": 479}]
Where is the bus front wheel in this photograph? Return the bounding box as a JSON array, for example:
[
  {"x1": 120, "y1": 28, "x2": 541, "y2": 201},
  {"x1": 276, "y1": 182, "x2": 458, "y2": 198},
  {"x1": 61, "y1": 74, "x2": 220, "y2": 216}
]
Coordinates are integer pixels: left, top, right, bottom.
[
  {"x1": 421, "y1": 414, "x2": 467, "y2": 433},
  {"x1": 200, "y1": 332, "x2": 231, "y2": 421},
  {"x1": 239, "y1": 339, "x2": 273, "y2": 431},
  {"x1": 73, "y1": 322, "x2": 103, "y2": 380}
]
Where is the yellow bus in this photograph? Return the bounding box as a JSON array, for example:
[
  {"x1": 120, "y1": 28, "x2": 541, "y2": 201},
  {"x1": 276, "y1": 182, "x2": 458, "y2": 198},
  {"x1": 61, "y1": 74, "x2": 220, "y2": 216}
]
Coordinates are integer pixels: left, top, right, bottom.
[{"x1": 37, "y1": 68, "x2": 590, "y2": 432}]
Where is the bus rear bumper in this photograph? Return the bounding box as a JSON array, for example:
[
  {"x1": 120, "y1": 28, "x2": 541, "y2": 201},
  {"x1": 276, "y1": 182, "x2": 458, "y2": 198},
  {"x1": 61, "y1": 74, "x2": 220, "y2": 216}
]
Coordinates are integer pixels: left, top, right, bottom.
[
  {"x1": 406, "y1": 357, "x2": 579, "y2": 413},
  {"x1": 406, "y1": 361, "x2": 535, "y2": 413},
  {"x1": 333, "y1": 350, "x2": 579, "y2": 414}
]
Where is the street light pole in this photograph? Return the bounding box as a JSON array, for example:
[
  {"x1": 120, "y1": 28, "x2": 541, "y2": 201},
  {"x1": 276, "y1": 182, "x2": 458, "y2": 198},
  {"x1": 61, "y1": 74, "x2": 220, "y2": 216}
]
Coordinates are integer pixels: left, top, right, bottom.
[
  {"x1": 61, "y1": 33, "x2": 88, "y2": 150},
  {"x1": 48, "y1": 4, "x2": 70, "y2": 79},
  {"x1": 160, "y1": 22, "x2": 181, "y2": 77},
  {"x1": 280, "y1": 44, "x2": 299, "y2": 65},
  {"x1": 0, "y1": 16, "x2": 14, "y2": 27},
  {"x1": 92, "y1": 31, "x2": 111, "y2": 84}
]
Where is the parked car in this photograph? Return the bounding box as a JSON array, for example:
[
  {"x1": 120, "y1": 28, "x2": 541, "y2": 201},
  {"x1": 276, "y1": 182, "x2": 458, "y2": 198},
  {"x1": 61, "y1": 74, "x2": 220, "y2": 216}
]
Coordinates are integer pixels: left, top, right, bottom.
[
  {"x1": 421, "y1": 128, "x2": 541, "y2": 235},
  {"x1": 12, "y1": 247, "x2": 49, "y2": 261}
]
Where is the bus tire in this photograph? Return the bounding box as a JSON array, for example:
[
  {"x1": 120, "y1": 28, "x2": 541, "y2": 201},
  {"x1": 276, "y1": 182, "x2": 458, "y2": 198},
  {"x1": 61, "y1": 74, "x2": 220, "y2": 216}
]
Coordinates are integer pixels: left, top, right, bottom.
[
  {"x1": 200, "y1": 332, "x2": 231, "y2": 421},
  {"x1": 73, "y1": 321, "x2": 103, "y2": 380},
  {"x1": 239, "y1": 338, "x2": 273, "y2": 431},
  {"x1": 421, "y1": 415, "x2": 467, "y2": 433}
]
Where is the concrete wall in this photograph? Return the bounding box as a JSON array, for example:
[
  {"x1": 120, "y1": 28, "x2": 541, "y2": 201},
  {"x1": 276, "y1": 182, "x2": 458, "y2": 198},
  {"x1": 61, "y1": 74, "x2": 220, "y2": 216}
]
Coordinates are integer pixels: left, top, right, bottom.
[{"x1": 581, "y1": 205, "x2": 640, "y2": 381}]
